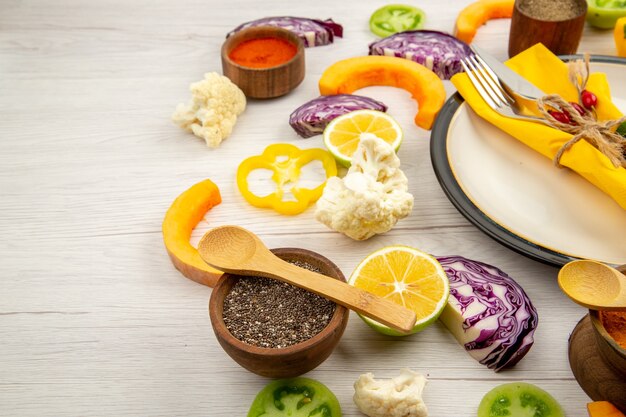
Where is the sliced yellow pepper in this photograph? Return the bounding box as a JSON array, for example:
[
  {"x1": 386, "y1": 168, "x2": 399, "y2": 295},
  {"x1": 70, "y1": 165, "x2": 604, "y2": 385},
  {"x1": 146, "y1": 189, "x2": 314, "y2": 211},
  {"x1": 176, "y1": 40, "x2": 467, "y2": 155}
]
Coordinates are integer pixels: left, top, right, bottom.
[
  {"x1": 615, "y1": 17, "x2": 626, "y2": 58},
  {"x1": 237, "y1": 143, "x2": 337, "y2": 215}
]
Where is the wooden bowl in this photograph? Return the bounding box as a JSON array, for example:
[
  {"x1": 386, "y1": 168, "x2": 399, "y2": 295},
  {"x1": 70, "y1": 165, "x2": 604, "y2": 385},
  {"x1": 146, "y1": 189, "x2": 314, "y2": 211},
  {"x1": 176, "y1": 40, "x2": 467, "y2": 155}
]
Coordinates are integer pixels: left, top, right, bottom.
[
  {"x1": 208, "y1": 248, "x2": 349, "y2": 378},
  {"x1": 508, "y1": 0, "x2": 587, "y2": 57},
  {"x1": 568, "y1": 314, "x2": 626, "y2": 413},
  {"x1": 589, "y1": 310, "x2": 626, "y2": 377},
  {"x1": 221, "y1": 26, "x2": 305, "y2": 99}
]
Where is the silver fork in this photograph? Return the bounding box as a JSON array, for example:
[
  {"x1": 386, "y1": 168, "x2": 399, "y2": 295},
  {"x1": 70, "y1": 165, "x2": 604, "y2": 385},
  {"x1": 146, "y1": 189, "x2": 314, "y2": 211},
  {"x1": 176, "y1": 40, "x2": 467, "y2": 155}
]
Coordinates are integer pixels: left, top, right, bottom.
[
  {"x1": 460, "y1": 55, "x2": 550, "y2": 125},
  {"x1": 470, "y1": 45, "x2": 545, "y2": 102}
]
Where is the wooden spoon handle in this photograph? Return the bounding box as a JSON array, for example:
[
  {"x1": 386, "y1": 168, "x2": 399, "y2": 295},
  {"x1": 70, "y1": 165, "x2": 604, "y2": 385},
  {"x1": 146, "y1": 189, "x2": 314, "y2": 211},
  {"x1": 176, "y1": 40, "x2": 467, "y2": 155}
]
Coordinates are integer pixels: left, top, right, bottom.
[
  {"x1": 616, "y1": 264, "x2": 626, "y2": 274},
  {"x1": 259, "y1": 258, "x2": 417, "y2": 333}
]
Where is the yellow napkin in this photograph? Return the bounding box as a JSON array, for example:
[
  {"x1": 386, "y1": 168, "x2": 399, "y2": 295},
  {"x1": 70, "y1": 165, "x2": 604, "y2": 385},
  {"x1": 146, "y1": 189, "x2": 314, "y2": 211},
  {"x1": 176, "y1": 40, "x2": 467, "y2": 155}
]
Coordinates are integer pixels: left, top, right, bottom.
[{"x1": 451, "y1": 44, "x2": 626, "y2": 210}]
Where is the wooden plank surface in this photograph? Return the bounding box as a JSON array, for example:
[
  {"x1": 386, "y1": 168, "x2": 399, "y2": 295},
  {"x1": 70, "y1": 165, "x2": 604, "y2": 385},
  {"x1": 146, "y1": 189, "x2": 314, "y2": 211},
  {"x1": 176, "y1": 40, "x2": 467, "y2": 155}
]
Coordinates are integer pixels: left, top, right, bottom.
[{"x1": 0, "y1": 0, "x2": 619, "y2": 415}]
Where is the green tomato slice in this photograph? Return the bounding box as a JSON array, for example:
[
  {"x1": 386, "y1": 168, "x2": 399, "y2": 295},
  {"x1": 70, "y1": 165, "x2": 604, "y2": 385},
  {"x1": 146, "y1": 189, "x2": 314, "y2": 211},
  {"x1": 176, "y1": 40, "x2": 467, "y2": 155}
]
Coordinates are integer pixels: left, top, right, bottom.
[
  {"x1": 369, "y1": 4, "x2": 426, "y2": 37},
  {"x1": 478, "y1": 382, "x2": 565, "y2": 417},
  {"x1": 593, "y1": 0, "x2": 626, "y2": 7},
  {"x1": 587, "y1": 0, "x2": 626, "y2": 28},
  {"x1": 247, "y1": 377, "x2": 342, "y2": 417}
]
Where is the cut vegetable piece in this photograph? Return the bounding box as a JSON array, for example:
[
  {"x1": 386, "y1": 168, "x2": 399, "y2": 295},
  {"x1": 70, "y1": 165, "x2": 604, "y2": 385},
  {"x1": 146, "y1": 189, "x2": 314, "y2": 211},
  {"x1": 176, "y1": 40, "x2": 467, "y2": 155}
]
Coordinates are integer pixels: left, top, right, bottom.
[
  {"x1": 227, "y1": 16, "x2": 343, "y2": 47},
  {"x1": 454, "y1": 0, "x2": 515, "y2": 44},
  {"x1": 587, "y1": 401, "x2": 626, "y2": 417},
  {"x1": 354, "y1": 369, "x2": 428, "y2": 417},
  {"x1": 617, "y1": 120, "x2": 626, "y2": 137},
  {"x1": 162, "y1": 179, "x2": 223, "y2": 287},
  {"x1": 368, "y1": 30, "x2": 472, "y2": 80},
  {"x1": 172, "y1": 72, "x2": 246, "y2": 148},
  {"x1": 237, "y1": 143, "x2": 337, "y2": 215},
  {"x1": 319, "y1": 55, "x2": 446, "y2": 130},
  {"x1": 247, "y1": 377, "x2": 342, "y2": 417},
  {"x1": 315, "y1": 136, "x2": 414, "y2": 241},
  {"x1": 289, "y1": 94, "x2": 388, "y2": 138},
  {"x1": 587, "y1": 0, "x2": 626, "y2": 29},
  {"x1": 478, "y1": 383, "x2": 564, "y2": 417},
  {"x1": 369, "y1": 4, "x2": 426, "y2": 37},
  {"x1": 437, "y1": 256, "x2": 538, "y2": 372},
  {"x1": 615, "y1": 17, "x2": 626, "y2": 57},
  {"x1": 323, "y1": 110, "x2": 402, "y2": 167},
  {"x1": 349, "y1": 246, "x2": 449, "y2": 336}
]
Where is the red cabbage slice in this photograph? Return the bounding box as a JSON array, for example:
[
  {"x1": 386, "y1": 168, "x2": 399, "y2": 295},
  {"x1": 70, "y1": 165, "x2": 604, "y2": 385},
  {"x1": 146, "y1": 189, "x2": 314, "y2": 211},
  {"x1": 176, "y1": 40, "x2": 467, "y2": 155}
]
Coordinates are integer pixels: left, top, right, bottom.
[
  {"x1": 368, "y1": 30, "x2": 472, "y2": 80},
  {"x1": 436, "y1": 256, "x2": 538, "y2": 372},
  {"x1": 289, "y1": 94, "x2": 388, "y2": 138},
  {"x1": 227, "y1": 17, "x2": 343, "y2": 47}
]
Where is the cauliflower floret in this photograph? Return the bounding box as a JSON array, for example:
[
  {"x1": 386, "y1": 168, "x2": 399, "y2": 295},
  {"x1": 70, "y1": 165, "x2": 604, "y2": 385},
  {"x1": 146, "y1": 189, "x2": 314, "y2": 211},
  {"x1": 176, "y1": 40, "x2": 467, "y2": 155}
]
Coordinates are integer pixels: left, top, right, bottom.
[
  {"x1": 353, "y1": 369, "x2": 428, "y2": 417},
  {"x1": 315, "y1": 134, "x2": 413, "y2": 240},
  {"x1": 172, "y1": 72, "x2": 246, "y2": 147}
]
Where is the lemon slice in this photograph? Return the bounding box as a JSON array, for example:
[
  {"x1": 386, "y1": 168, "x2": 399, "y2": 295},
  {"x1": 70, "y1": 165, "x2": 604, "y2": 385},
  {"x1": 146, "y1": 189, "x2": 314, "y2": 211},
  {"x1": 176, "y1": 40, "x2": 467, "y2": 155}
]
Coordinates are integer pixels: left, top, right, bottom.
[
  {"x1": 323, "y1": 109, "x2": 403, "y2": 167},
  {"x1": 349, "y1": 246, "x2": 449, "y2": 336}
]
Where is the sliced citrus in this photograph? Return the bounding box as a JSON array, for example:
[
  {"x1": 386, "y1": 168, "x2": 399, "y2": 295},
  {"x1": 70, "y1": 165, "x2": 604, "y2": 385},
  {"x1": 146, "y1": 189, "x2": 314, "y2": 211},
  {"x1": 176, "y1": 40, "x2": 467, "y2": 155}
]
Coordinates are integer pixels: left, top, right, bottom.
[
  {"x1": 323, "y1": 109, "x2": 402, "y2": 167},
  {"x1": 349, "y1": 245, "x2": 449, "y2": 336}
]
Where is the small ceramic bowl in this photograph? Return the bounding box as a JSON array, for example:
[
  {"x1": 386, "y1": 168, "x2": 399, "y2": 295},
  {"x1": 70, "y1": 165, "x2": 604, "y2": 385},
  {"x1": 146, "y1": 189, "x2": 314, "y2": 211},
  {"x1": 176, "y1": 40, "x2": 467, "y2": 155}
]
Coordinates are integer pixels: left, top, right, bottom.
[
  {"x1": 221, "y1": 26, "x2": 305, "y2": 99},
  {"x1": 208, "y1": 248, "x2": 349, "y2": 378},
  {"x1": 589, "y1": 310, "x2": 626, "y2": 377}
]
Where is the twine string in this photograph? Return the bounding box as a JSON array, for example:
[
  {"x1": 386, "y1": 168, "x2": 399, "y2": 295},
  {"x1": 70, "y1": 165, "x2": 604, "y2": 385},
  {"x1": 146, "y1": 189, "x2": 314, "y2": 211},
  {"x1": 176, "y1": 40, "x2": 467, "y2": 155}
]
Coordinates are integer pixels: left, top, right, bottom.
[
  {"x1": 536, "y1": 54, "x2": 626, "y2": 169},
  {"x1": 537, "y1": 96, "x2": 626, "y2": 168}
]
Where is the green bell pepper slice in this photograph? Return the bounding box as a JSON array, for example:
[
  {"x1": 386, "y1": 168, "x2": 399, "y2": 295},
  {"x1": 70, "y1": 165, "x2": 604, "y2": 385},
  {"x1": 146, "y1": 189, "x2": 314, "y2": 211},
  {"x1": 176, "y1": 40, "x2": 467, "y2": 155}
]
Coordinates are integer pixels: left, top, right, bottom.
[
  {"x1": 247, "y1": 377, "x2": 342, "y2": 417},
  {"x1": 369, "y1": 4, "x2": 426, "y2": 37},
  {"x1": 587, "y1": 0, "x2": 626, "y2": 29}
]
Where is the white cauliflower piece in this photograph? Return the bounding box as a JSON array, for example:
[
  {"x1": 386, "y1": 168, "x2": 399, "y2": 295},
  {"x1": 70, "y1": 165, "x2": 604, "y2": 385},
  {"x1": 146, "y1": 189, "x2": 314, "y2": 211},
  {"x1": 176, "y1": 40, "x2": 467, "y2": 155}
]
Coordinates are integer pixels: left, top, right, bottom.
[
  {"x1": 353, "y1": 369, "x2": 428, "y2": 417},
  {"x1": 172, "y1": 72, "x2": 246, "y2": 147},
  {"x1": 315, "y1": 134, "x2": 413, "y2": 240}
]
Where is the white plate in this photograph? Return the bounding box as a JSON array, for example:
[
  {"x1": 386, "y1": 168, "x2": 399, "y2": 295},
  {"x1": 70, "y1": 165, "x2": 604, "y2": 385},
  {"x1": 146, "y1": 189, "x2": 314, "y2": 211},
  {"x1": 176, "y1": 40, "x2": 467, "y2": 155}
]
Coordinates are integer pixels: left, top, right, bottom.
[{"x1": 431, "y1": 57, "x2": 626, "y2": 266}]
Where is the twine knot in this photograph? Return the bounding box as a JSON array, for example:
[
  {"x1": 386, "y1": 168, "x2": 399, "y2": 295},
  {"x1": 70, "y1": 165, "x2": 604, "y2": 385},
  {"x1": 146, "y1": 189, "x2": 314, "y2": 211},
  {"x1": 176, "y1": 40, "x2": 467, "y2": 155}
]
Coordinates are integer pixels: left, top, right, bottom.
[{"x1": 536, "y1": 54, "x2": 626, "y2": 169}]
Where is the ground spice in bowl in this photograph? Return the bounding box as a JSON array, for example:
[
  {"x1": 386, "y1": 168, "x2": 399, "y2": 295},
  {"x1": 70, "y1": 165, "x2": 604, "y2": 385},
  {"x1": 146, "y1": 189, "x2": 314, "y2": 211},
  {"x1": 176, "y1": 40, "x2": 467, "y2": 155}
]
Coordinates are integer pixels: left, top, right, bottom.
[
  {"x1": 228, "y1": 37, "x2": 297, "y2": 69},
  {"x1": 222, "y1": 260, "x2": 336, "y2": 349},
  {"x1": 600, "y1": 311, "x2": 626, "y2": 350},
  {"x1": 518, "y1": 0, "x2": 586, "y2": 21}
]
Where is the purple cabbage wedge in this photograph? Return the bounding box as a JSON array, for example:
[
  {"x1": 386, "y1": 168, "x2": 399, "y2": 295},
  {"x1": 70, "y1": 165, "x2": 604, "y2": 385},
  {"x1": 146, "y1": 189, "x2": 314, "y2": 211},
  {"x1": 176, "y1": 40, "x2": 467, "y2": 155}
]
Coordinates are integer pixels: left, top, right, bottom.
[
  {"x1": 436, "y1": 256, "x2": 538, "y2": 372},
  {"x1": 368, "y1": 30, "x2": 472, "y2": 80},
  {"x1": 289, "y1": 95, "x2": 388, "y2": 138},
  {"x1": 227, "y1": 17, "x2": 343, "y2": 47}
]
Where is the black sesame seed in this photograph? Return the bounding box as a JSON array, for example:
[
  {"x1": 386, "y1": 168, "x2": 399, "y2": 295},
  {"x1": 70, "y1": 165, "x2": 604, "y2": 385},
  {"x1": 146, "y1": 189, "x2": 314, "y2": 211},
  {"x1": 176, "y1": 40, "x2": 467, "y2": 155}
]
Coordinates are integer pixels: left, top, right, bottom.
[{"x1": 222, "y1": 261, "x2": 336, "y2": 348}]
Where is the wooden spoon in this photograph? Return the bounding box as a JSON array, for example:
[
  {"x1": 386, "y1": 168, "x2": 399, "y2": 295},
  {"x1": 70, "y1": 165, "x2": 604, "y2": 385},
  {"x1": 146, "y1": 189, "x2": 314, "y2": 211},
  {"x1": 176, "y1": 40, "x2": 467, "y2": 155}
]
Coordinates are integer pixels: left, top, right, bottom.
[
  {"x1": 197, "y1": 225, "x2": 417, "y2": 333},
  {"x1": 558, "y1": 260, "x2": 626, "y2": 311}
]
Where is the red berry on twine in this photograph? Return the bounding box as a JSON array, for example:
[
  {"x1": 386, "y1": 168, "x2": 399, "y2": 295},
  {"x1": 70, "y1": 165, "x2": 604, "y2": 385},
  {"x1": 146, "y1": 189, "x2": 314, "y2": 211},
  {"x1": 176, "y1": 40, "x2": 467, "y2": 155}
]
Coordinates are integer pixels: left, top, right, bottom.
[
  {"x1": 581, "y1": 90, "x2": 598, "y2": 109},
  {"x1": 537, "y1": 53, "x2": 626, "y2": 169},
  {"x1": 569, "y1": 102, "x2": 586, "y2": 116},
  {"x1": 549, "y1": 110, "x2": 571, "y2": 124}
]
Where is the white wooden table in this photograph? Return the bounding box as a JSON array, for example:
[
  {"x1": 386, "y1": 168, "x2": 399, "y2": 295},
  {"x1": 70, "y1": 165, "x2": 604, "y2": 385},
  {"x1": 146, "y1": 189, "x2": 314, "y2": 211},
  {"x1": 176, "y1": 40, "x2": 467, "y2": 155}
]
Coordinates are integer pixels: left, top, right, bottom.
[{"x1": 0, "y1": 1, "x2": 620, "y2": 416}]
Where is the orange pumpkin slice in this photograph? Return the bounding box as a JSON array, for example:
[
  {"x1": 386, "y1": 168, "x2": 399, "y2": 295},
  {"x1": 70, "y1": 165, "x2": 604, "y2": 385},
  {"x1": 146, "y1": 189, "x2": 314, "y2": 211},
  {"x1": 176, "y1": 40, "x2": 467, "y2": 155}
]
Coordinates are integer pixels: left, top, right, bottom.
[
  {"x1": 162, "y1": 179, "x2": 222, "y2": 287},
  {"x1": 587, "y1": 401, "x2": 626, "y2": 417},
  {"x1": 454, "y1": 0, "x2": 515, "y2": 44},
  {"x1": 318, "y1": 56, "x2": 445, "y2": 131}
]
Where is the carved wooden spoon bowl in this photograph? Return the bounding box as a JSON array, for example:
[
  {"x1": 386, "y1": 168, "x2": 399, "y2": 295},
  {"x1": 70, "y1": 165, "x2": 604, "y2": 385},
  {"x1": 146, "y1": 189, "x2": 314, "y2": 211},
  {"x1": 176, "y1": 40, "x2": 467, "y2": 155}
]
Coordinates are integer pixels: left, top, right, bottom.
[
  {"x1": 198, "y1": 225, "x2": 417, "y2": 333},
  {"x1": 558, "y1": 260, "x2": 626, "y2": 311}
]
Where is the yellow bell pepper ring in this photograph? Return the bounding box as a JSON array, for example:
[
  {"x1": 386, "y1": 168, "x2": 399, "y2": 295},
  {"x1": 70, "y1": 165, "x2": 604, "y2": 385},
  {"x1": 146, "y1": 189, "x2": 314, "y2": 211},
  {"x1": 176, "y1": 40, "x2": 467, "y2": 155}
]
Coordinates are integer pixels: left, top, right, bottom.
[{"x1": 237, "y1": 143, "x2": 337, "y2": 215}]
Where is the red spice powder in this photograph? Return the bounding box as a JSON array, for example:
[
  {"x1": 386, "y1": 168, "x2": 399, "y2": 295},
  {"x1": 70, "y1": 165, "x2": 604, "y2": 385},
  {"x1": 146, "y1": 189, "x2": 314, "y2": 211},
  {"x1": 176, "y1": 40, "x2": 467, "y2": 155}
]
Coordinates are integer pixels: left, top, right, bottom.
[
  {"x1": 229, "y1": 37, "x2": 297, "y2": 69},
  {"x1": 600, "y1": 311, "x2": 626, "y2": 350}
]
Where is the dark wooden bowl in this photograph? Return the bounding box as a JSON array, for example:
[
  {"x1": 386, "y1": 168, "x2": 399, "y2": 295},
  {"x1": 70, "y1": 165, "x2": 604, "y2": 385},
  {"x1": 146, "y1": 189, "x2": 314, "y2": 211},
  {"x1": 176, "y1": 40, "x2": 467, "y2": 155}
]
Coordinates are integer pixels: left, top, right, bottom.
[
  {"x1": 568, "y1": 314, "x2": 626, "y2": 413},
  {"x1": 589, "y1": 310, "x2": 626, "y2": 377},
  {"x1": 508, "y1": 0, "x2": 587, "y2": 57},
  {"x1": 208, "y1": 248, "x2": 349, "y2": 378},
  {"x1": 221, "y1": 26, "x2": 305, "y2": 99}
]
